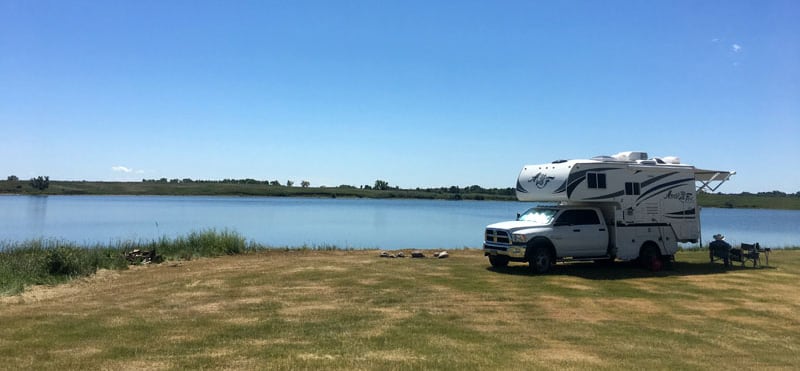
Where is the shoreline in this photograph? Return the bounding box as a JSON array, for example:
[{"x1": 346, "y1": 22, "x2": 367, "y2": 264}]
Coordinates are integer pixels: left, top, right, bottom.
[{"x1": 2, "y1": 191, "x2": 800, "y2": 210}]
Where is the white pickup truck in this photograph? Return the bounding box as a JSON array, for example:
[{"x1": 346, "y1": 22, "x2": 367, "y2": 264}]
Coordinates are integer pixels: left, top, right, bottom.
[
  {"x1": 482, "y1": 151, "x2": 734, "y2": 273},
  {"x1": 484, "y1": 205, "x2": 613, "y2": 273}
]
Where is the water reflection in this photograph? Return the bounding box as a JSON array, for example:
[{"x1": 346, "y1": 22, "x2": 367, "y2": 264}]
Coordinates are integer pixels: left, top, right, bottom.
[{"x1": 25, "y1": 196, "x2": 48, "y2": 236}]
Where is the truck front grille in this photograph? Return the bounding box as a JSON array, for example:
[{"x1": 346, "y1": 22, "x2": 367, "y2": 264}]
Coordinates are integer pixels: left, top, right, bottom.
[{"x1": 485, "y1": 229, "x2": 511, "y2": 245}]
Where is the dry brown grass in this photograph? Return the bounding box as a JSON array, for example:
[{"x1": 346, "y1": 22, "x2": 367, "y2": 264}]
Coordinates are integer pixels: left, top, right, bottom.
[{"x1": 2, "y1": 249, "x2": 800, "y2": 370}]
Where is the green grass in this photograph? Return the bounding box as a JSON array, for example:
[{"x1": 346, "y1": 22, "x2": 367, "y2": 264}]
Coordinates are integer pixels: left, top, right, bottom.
[
  {"x1": 2, "y1": 247, "x2": 799, "y2": 369},
  {"x1": 0, "y1": 230, "x2": 361, "y2": 296},
  {"x1": 0, "y1": 240, "x2": 128, "y2": 296}
]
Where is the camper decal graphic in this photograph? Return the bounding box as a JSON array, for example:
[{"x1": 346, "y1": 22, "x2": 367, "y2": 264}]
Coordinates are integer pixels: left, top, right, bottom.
[
  {"x1": 528, "y1": 173, "x2": 555, "y2": 189},
  {"x1": 516, "y1": 179, "x2": 528, "y2": 193},
  {"x1": 664, "y1": 190, "x2": 694, "y2": 202}
]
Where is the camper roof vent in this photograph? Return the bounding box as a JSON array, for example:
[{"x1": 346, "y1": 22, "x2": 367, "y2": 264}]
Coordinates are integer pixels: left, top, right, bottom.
[
  {"x1": 662, "y1": 156, "x2": 680, "y2": 164},
  {"x1": 653, "y1": 156, "x2": 681, "y2": 165},
  {"x1": 612, "y1": 151, "x2": 648, "y2": 162}
]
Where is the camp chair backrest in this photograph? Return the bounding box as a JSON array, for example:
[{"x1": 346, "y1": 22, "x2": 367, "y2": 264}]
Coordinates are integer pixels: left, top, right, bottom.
[{"x1": 740, "y1": 243, "x2": 760, "y2": 267}]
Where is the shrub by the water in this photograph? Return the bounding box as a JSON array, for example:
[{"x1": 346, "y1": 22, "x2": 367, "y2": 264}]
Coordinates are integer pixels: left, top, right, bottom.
[
  {"x1": 0, "y1": 229, "x2": 250, "y2": 295},
  {"x1": 152, "y1": 229, "x2": 249, "y2": 260},
  {"x1": 0, "y1": 240, "x2": 128, "y2": 295}
]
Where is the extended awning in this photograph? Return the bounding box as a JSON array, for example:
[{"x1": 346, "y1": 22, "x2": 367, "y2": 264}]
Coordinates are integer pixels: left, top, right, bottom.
[{"x1": 694, "y1": 168, "x2": 736, "y2": 192}]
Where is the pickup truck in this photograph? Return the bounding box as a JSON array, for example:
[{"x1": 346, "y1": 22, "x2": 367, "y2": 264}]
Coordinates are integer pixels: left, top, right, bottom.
[{"x1": 483, "y1": 205, "x2": 611, "y2": 273}]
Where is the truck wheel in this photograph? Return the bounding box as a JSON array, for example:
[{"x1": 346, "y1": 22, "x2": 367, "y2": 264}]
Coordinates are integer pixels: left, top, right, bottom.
[
  {"x1": 640, "y1": 244, "x2": 662, "y2": 272},
  {"x1": 488, "y1": 255, "x2": 509, "y2": 268},
  {"x1": 528, "y1": 246, "x2": 553, "y2": 274}
]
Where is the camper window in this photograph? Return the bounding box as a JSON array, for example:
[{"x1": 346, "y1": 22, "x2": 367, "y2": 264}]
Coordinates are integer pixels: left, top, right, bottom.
[
  {"x1": 625, "y1": 182, "x2": 641, "y2": 195},
  {"x1": 587, "y1": 173, "x2": 607, "y2": 189}
]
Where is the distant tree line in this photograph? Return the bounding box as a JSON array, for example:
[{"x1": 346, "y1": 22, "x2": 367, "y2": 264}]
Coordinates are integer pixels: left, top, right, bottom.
[
  {"x1": 4, "y1": 175, "x2": 50, "y2": 191},
  {"x1": 30, "y1": 176, "x2": 50, "y2": 191},
  {"x1": 717, "y1": 190, "x2": 800, "y2": 197},
  {"x1": 142, "y1": 178, "x2": 308, "y2": 187},
  {"x1": 15, "y1": 175, "x2": 796, "y2": 198},
  {"x1": 136, "y1": 177, "x2": 515, "y2": 195}
]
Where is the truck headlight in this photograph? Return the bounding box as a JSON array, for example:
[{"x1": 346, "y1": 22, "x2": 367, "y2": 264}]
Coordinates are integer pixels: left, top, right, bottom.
[{"x1": 512, "y1": 234, "x2": 527, "y2": 244}]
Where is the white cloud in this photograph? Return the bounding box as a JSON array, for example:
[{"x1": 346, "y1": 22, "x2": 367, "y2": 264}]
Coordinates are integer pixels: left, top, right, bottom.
[
  {"x1": 111, "y1": 166, "x2": 133, "y2": 173},
  {"x1": 731, "y1": 44, "x2": 742, "y2": 52}
]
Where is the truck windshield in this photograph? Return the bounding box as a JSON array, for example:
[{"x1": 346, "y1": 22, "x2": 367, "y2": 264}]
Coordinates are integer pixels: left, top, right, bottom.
[{"x1": 517, "y1": 208, "x2": 558, "y2": 225}]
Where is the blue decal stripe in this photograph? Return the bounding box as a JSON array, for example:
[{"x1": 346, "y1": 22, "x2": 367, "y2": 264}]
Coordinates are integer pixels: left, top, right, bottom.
[
  {"x1": 554, "y1": 180, "x2": 567, "y2": 193},
  {"x1": 584, "y1": 190, "x2": 625, "y2": 200},
  {"x1": 516, "y1": 179, "x2": 528, "y2": 193},
  {"x1": 641, "y1": 172, "x2": 678, "y2": 187},
  {"x1": 667, "y1": 208, "x2": 696, "y2": 215}
]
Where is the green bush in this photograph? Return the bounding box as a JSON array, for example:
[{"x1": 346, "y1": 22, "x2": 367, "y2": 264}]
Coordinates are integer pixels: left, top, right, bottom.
[
  {"x1": 155, "y1": 229, "x2": 248, "y2": 260},
  {"x1": 0, "y1": 229, "x2": 338, "y2": 296}
]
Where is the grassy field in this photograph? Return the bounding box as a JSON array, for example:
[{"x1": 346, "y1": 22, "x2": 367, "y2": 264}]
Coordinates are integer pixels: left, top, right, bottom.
[{"x1": 2, "y1": 249, "x2": 798, "y2": 370}]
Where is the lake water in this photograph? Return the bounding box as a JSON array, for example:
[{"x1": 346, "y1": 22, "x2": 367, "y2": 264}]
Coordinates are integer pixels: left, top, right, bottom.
[{"x1": 1, "y1": 195, "x2": 798, "y2": 249}]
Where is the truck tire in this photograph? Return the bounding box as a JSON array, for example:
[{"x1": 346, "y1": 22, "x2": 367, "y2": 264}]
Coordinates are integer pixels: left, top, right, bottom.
[
  {"x1": 640, "y1": 244, "x2": 662, "y2": 272},
  {"x1": 528, "y1": 246, "x2": 553, "y2": 274},
  {"x1": 488, "y1": 254, "x2": 509, "y2": 268}
]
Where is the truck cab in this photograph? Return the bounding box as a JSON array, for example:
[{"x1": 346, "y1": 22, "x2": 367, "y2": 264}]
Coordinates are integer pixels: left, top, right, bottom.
[{"x1": 484, "y1": 205, "x2": 610, "y2": 273}]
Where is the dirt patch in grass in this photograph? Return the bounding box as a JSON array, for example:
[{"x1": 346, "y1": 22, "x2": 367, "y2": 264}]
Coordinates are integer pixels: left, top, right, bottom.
[
  {"x1": 278, "y1": 303, "x2": 342, "y2": 317},
  {"x1": 100, "y1": 360, "x2": 173, "y2": 371},
  {"x1": 297, "y1": 353, "x2": 338, "y2": 361},
  {"x1": 360, "y1": 350, "x2": 426, "y2": 362},
  {"x1": 525, "y1": 340, "x2": 605, "y2": 365},
  {"x1": 284, "y1": 265, "x2": 349, "y2": 274}
]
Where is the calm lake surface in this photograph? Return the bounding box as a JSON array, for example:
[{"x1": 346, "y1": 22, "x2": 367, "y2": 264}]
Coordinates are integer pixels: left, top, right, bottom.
[{"x1": 2, "y1": 195, "x2": 798, "y2": 249}]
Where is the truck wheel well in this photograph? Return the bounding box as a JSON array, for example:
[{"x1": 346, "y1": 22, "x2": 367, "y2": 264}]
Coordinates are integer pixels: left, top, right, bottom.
[
  {"x1": 639, "y1": 241, "x2": 663, "y2": 271},
  {"x1": 639, "y1": 241, "x2": 661, "y2": 257},
  {"x1": 526, "y1": 238, "x2": 555, "y2": 260}
]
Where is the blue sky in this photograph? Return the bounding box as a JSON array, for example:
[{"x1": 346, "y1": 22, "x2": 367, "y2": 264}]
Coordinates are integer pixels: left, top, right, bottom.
[{"x1": 2, "y1": 1, "x2": 798, "y2": 192}]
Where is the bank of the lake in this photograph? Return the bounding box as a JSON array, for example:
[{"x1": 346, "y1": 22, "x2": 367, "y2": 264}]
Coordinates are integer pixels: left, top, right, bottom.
[
  {"x1": 2, "y1": 180, "x2": 800, "y2": 209},
  {"x1": 0, "y1": 180, "x2": 515, "y2": 201}
]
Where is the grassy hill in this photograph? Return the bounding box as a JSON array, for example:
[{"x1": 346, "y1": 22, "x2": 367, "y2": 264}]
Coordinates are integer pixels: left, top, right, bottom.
[{"x1": 2, "y1": 248, "x2": 798, "y2": 369}]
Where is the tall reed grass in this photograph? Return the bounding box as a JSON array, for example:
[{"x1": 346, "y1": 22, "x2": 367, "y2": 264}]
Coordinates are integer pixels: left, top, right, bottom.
[{"x1": 0, "y1": 229, "x2": 259, "y2": 295}]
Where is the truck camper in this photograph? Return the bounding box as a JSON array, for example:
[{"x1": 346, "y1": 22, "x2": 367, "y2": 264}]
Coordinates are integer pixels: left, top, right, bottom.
[{"x1": 483, "y1": 151, "x2": 734, "y2": 272}]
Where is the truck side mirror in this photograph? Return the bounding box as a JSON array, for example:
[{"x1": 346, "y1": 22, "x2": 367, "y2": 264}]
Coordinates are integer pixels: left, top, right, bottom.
[{"x1": 516, "y1": 213, "x2": 521, "y2": 219}]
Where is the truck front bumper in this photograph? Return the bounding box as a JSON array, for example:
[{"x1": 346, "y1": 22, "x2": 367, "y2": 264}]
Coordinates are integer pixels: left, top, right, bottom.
[{"x1": 483, "y1": 243, "x2": 527, "y2": 259}]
